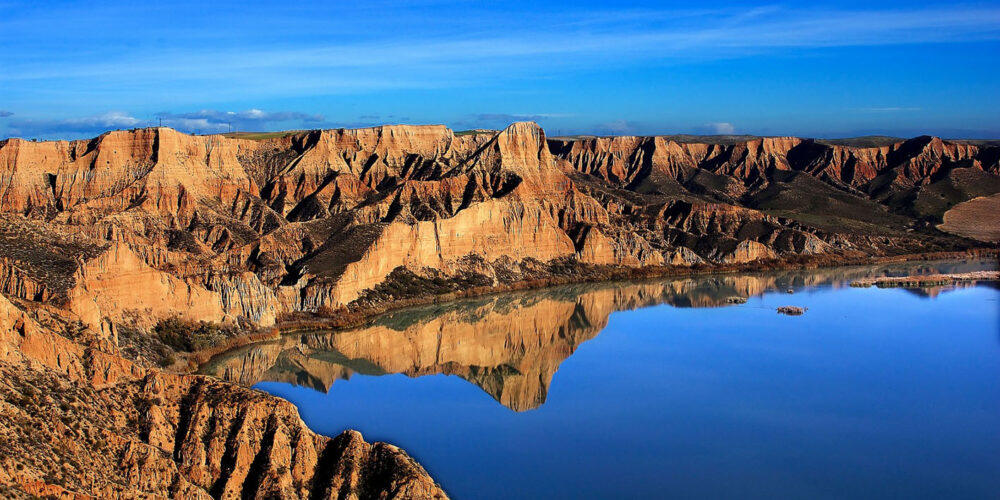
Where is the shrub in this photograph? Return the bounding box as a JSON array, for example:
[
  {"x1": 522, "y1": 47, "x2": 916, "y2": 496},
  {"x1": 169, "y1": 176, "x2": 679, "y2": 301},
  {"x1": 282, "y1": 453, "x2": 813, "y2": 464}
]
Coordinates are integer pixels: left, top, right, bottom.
[
  {"x1": 157, "y1": 353, "x2": 177, "y2": 367},
  {"x1": 153, "y1": 317, "x2": 239, "y2": 352},
  {"x1": 59, "y1": 320, "x2": 88, "y2": 340}
]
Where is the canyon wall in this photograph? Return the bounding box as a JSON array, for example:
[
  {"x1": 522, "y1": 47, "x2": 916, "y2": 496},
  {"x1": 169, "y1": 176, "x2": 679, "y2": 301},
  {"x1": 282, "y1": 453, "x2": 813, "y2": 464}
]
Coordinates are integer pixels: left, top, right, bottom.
[{"x1": 2, "y1": 124, "x2": 996, "y2": 333}]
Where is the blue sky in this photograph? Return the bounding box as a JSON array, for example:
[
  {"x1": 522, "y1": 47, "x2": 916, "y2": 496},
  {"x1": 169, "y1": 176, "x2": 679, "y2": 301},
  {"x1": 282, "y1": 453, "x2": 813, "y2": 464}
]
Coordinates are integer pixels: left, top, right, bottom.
[{"x1": 2, "y1": 0, "x2": 999, "y2": 139}]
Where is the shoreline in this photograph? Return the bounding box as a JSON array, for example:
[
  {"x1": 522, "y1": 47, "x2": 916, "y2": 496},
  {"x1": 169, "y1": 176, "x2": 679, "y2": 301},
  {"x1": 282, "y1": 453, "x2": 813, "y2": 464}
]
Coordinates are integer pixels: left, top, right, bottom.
[
  {"x1": 185, "y1": 247, "x2": 999, "y2": 369},
  {"x1": 850, "y1": 270, "x2": 1000, "y2": 288}
]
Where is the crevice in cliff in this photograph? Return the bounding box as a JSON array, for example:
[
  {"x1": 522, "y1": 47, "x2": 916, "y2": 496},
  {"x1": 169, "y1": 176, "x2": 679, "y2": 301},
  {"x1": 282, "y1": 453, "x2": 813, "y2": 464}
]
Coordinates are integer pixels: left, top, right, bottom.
[{"x1": 239, "y1": 415, "x2": 279, "y2": 500}]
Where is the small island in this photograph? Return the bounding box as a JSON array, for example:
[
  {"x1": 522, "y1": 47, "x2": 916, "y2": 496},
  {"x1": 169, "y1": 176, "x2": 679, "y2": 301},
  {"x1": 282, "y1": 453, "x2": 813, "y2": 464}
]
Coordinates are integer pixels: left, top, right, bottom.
[{"x1": 777, "y1": 306, "x2": 807, "y2": 315}]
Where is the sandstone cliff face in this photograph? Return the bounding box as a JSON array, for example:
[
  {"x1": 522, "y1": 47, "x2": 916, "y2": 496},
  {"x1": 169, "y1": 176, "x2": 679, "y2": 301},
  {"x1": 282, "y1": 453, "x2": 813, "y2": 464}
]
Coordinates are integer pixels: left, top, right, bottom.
[
  {"x1": 2, "y1": 124, "x2": 993, "y2": 332},
  {"x1": 0, "y1": 293, "x2": 447, "y2": 499},
  {"x1": 550, "y1": 134, "x2": 998, "y2": 192}
]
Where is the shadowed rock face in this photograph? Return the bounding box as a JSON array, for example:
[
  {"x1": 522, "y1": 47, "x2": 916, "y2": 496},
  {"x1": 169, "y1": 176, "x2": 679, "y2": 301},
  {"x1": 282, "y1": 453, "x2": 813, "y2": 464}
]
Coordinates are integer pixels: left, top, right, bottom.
[
  {"x1": 549, "y1": 135, "x2": 999, "y2": 193},
  {"x1": 1, "y1": 124, "x2": 996, "y2": 335},
  {"x1": 205, "y1": 260, "x2": 996, "y2": 412}
]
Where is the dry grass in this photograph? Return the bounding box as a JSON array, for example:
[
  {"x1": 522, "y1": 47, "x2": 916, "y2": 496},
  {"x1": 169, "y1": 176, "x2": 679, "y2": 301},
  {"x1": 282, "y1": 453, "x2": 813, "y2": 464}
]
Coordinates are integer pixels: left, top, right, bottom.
[
  {"x1": 938, "y1": 193, "x2": 1000, "y2": 242},
  {"x1": 220, "y1": 130, "x2": 302, "y2": 140}
]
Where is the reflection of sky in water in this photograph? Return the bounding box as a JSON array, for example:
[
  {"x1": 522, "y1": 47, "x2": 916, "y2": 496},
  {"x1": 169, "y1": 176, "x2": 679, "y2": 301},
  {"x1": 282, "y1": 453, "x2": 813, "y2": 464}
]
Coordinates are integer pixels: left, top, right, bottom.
[{"x1": 254, "y1": 275, "x2": 1000, "y2": 500}]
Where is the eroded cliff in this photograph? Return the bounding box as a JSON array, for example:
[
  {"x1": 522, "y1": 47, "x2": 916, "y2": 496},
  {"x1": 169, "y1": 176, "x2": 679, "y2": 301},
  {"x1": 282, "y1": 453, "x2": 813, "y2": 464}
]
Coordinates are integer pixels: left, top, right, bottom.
[
  {"x1": 1, "y1": 124, "x2": 995, "y2": 333},
  {"x1": 0, "y1": 291, "x2": 446, "y2": 498},
  {"x1": 1, "y1": 122, "x2": 998, "y2": 497}
]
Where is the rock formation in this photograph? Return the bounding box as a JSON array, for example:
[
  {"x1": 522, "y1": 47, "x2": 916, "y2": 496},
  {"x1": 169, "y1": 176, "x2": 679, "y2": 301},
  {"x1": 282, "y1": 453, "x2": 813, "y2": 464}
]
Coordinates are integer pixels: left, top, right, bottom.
[
  {"x1": 1, "y1": 124, "x2": 996, "y2": 332},
  {"x1": 0, "y1": 289, "x2": 447, "y2": 498},
  {"x1": 1, "y1": 121, "x2": 998, "y2": 497}
]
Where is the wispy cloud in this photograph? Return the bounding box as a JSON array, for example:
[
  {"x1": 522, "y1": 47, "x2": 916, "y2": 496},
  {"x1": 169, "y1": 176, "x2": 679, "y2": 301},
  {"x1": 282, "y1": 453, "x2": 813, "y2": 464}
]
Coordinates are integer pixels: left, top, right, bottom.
[
  {"x1": 0, "y1": 110, "x2": 12, "y2": 118},
  {"x1": 154, "y1": 109, "x2": 326, "y2": 133},
  {"x1": 7, "y1": 111, "x2": 144, "y2": 138},
  {"x1": 3, "y1": 6, "x2": 999, "y2": 96},
  {"x1": 5, "y1": 109, "x2": 328, "y2": 139},
  {"x1": 695, "y1": 122, "x2": 737, "y2": 135},
  {"x1": 473, "y1": 113, "x2": 572, "y2": 123},
  {"x1": 2, "y1": 3, "x2": 999, "y2": 138},
  {"x1": 859, "y1": 107, "x2": 922, "y2": 113},
  {"x1": 594, "y1": 120, "x2": 640, "y2": 136}
]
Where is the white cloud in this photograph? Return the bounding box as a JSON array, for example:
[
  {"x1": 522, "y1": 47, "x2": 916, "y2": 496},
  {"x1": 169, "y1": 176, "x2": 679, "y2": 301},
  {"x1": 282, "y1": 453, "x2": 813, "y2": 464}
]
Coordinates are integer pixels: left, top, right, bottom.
[
  {"x1": 6, "y1": 111, "x2": 144, "y2": 137},
  {"x1": 708, "y1": 122, "x2": 736, "y2": 134},
  {"x1": 153, "y1": 109, "x2": 326, "y2": 133},
  {"x1": 92, "y1": 111, "x2": 144, "y2": 128}
]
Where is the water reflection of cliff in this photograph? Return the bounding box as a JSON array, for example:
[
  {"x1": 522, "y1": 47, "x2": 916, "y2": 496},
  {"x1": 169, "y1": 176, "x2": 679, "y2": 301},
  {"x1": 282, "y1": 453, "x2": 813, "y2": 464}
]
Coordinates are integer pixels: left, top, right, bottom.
[{"x1": 202, "y1": 259, "x2": 996, "y2": 412}]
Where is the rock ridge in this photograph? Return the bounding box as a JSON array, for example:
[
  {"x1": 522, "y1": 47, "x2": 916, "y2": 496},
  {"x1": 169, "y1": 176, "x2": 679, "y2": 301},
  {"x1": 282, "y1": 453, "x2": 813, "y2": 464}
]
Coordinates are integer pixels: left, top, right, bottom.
[{"x1": 2, "y1": 123, "x2": 993, "y2": 333}]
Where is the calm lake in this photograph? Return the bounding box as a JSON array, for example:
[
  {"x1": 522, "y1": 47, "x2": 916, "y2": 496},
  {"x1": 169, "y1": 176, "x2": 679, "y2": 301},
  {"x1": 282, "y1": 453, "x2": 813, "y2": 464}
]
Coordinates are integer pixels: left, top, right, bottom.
[{"x1": 204, "y1": 260, "x2": 1000, "y2": 499}]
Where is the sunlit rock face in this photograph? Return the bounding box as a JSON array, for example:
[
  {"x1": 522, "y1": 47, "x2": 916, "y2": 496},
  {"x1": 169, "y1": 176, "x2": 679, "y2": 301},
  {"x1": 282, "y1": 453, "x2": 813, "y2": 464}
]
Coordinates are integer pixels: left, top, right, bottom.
[
  {"x1": 2, "y1": 124, "x2": 994, "y2": 335},
  {"x1": 0, "y1": 295, "x2": 448, "y2": 499},
  {"x1": 204, "y1": 260, "x2": 993, "y2": 412}
]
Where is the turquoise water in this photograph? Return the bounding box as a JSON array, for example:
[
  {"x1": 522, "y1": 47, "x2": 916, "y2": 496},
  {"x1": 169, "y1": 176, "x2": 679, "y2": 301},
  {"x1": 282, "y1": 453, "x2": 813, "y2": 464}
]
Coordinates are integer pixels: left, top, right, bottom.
[{"x1": 208, "y1": 261, "x2": 1000, "y2": 499}]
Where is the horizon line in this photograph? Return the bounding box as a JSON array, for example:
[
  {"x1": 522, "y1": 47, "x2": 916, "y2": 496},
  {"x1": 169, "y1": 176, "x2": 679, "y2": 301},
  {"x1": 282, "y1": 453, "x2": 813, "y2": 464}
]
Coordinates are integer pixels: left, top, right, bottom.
[{"x1": 2, "y1": 123, "x2": 999, "y2": 145}]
